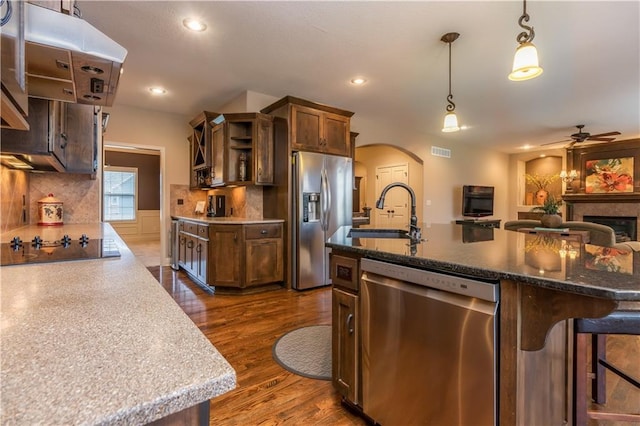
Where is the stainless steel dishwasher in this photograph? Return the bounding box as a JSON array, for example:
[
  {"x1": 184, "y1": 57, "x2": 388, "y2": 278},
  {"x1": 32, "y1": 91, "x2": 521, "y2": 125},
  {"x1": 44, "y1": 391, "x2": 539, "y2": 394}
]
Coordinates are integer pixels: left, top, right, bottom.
[{"x1": 360, "y1": 258, "x2": 499, "y2": 426}]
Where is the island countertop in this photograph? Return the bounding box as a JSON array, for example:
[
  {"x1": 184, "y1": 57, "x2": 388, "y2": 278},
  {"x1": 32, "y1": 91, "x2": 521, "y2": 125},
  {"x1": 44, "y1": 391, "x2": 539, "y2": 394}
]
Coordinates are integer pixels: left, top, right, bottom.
[
  {"x1": 326, "y1": 224, "x2": 640, "y2": 301},
  {"x1": 171, "y1": 215, "x2": 284, "y2": 225},
  {"x1": 0, "y1": 223, "x2": 236, "y2": 424}
]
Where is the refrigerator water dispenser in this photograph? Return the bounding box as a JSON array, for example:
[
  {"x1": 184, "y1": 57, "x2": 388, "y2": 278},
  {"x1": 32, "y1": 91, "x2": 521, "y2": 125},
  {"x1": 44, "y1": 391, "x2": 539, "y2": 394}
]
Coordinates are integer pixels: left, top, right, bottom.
[{"x1": 303, "y1": 193, "x2": 320, "y2": 222}]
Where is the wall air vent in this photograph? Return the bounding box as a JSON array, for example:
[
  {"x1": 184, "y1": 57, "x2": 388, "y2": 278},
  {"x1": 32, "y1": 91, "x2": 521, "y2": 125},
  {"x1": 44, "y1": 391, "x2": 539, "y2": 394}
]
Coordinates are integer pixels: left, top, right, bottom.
[{"x1": 431, "y1": 146, "x2": 451, "y2": 158}]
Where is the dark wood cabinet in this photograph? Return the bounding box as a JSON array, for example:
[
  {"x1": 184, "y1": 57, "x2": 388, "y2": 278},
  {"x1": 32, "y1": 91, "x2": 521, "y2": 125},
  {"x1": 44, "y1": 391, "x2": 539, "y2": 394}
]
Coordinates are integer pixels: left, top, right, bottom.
[
  {"x1": 1, "y1": 98, "x2": 97, "y2": 174},
  {"x1": 244, "y1": 223, "x2": 283, "y2": 286},
  {"x1": 330, "y1": 252, "x2": 362, "y2": 406},
  {"x1": 208, "y1": 224, "x2": 243, "y2": 287},
  {"x1": 178, "y1": 220, "x2": 284, "y2": 290},
  {"x1": 188, "y1": 111, "x2": 221, "y2": 189},
  {"x1": 261, "y1": 96, "x2": 354, "y2": 157},
  {"x1": 178, "y1": 220, "x2": 209, "y2": 285},
  {"x1": 332, "y1": 287, "x2": 359, "y2": 404}
]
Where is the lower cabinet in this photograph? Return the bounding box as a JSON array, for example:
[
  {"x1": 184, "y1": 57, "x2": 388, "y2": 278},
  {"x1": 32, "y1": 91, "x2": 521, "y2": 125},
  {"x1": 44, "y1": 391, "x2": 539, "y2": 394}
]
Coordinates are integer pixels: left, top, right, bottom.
[
  {"x1": 177, "y1": 220, "x2": 284, "y2": 290},
  {"x1": 330, "y1": 252, "x2": 361, "y2": 406},
  {"x1": 178, "y1": 221, "x2": 209, "y2": 285}
]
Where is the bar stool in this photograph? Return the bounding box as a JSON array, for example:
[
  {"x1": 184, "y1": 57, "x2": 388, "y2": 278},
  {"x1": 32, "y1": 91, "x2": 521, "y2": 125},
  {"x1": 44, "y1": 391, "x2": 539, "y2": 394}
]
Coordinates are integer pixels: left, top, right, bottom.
[{"x1": 573, "y1": 310, "x2": 640, "y2": 424}]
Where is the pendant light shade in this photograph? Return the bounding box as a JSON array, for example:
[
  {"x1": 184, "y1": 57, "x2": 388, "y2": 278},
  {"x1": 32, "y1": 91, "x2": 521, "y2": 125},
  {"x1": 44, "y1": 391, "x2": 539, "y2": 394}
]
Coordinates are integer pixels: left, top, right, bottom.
[
  {"x1": 441, "y1": 32, "x2": 460, "y2": 133},
  {"x1": 509, "y1": 42, "x2": 543, "y2": 81},
  {"x1": 442, "y1": 112, "x2": 460, "y2": 133},
  {"x1": 509, "y1": 0, "x2": 543, "y2": 81}
]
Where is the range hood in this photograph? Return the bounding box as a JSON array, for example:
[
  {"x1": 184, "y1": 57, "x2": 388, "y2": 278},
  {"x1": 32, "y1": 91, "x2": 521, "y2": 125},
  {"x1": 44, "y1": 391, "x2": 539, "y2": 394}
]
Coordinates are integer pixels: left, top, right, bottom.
[{"x1": 25, "y1": 3, "x2": 127, "y2": 107}]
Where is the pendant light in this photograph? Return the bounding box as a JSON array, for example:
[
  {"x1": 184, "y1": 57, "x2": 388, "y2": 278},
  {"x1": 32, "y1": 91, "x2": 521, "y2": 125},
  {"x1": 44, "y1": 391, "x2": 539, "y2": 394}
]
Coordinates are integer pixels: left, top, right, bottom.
[
  {"x1": 441, "y1": 32, "x2": 460, "y2": 133},
  {"x1": 509, "y1": 0, "x2": 543, "y2": 81}
]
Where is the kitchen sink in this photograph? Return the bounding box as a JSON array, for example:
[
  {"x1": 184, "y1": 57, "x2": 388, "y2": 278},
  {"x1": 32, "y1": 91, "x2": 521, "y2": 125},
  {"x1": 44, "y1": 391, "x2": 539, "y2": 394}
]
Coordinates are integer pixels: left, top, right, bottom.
[{"x1": 347, "y1": 228, "x2": 411, "y2": 239}]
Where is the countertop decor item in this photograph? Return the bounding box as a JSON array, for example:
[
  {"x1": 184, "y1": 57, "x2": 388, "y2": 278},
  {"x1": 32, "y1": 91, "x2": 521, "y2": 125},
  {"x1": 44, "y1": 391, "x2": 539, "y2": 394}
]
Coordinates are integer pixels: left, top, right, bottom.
[
  {"x1": 272, "y1": 325, "x2": 331, "y2": 380},
  {"x1": 37, "y1": 193, "x2": 63, "y2": 226},
  {"x1": 531, "y1": 194, "x2": 563, "y2": 228}
]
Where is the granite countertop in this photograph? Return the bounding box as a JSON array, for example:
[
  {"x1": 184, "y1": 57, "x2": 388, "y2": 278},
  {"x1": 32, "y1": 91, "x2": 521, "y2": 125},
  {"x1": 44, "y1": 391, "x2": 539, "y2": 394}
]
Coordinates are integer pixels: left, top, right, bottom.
[
  {"x1": 0, "y1": 224, "x2": 236, "y2": 424},
  {"x1": 327, "y1": 224, "x2": 640, "y2": 301},
  {"x1": 172, "y1": 215, "x2": 284, "y2": 225}
]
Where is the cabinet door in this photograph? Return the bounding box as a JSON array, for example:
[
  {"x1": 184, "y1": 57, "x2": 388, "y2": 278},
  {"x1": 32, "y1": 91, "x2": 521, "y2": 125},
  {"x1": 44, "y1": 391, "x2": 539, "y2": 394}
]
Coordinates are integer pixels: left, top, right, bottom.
[
  {"x1": 332, "y1": 287, "x2": 359, "y2": 404},
  {"x1": 210, "y1": 122, "x2": 225, "y2": 186},
  {"x1": 209, "y1": 225, "x2": 242, "y2": 287},
  {"x1": 255, "y1": 116, "x2": 274, "y2": 185},
  {"x1": 185, "y1": 235, "x2": 196, "y2": 274},
  {"x1": 178, "y1": 233, "x2": 187, "y2": 267},
  {"x1": 196, "y1": 238, "x2": 208, "y2": 284},
  {"x1": 63, "y1": 103, "x2": 96, "y2": 174},
  {"x1": 323, "y1": 112, "x2": 350, "y2": 157},
  {"x1": 245, "y1": 238, "x2": 283, "y2": 286},
  {"x1": 291, "y1": 105, "x2": 322, "y2": 152}
]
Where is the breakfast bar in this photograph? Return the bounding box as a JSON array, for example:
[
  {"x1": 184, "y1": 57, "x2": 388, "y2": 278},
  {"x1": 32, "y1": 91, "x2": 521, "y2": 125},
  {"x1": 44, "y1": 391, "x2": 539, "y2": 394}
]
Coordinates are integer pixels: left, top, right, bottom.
[
  {"x1": 327, "y1": 223, "x2": 639, "y2": 425},
  {"x1": 0, "y1": 224, "x2": 236, "y2": 424}
]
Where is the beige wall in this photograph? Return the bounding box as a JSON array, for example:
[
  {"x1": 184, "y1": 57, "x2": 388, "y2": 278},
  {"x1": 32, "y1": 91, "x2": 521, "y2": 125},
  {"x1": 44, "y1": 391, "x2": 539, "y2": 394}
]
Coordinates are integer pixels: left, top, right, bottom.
[{"x1": 102, "y1": 104, "x2": 191, "y2": 261}]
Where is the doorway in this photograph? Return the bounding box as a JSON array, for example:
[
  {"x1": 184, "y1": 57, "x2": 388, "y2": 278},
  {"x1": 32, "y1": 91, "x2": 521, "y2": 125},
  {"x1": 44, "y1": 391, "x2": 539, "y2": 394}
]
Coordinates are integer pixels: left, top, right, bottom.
[{"x1": 374, "y1": 163, "x2": 409, "y2": 228}]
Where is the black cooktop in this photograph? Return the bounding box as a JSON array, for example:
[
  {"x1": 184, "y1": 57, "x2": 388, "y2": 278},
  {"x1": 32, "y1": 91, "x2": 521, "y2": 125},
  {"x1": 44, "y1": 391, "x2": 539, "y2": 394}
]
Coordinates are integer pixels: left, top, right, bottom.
[{"x1": 0, "y1": 237, "x2": 121, "y2": 266}]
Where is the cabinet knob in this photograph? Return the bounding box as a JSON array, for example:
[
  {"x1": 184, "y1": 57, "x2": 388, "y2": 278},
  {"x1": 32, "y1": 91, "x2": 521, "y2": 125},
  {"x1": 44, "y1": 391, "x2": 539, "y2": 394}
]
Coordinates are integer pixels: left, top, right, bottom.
[{"x1": 260, "y1": 229, "x2": 268, "y2": 235}]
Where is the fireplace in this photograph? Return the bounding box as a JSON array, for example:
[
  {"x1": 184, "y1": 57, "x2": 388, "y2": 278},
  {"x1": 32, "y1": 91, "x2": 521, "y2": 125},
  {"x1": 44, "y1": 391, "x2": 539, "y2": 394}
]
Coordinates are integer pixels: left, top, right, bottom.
[{"x1": 583, "y1": 216, "x2": 638, "y2": 242}]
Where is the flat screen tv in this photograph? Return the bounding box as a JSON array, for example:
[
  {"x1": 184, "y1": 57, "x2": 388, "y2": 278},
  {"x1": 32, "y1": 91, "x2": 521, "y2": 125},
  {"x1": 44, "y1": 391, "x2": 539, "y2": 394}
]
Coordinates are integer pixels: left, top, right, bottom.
[{"x1": 462, "y1": 185, "x2": 494, "y2": 218}]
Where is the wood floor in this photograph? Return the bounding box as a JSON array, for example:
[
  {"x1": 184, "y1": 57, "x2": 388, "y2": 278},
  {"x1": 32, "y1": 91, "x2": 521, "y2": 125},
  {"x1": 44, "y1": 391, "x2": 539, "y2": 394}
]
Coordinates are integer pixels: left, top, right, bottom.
[
  {"x1": 148, "y1": 266, "x2": 367, "y2": 425},
  {"x1": 148, "y1": 266, "x2": 639, "y2": 426}
]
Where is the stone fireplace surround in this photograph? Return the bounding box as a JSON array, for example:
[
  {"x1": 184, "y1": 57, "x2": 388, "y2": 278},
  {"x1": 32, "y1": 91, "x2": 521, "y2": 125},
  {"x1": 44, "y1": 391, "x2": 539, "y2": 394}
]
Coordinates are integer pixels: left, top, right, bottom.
[{"x1": 563, "y1": 194, "x2": 639, "y2": 242}]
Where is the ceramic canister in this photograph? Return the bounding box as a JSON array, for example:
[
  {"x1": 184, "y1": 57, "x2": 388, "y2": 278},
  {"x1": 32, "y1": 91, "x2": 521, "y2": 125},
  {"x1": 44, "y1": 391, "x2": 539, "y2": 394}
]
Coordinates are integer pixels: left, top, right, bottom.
[{"x1": 38, "y1": 193, "x2": 63, "y2": 226}]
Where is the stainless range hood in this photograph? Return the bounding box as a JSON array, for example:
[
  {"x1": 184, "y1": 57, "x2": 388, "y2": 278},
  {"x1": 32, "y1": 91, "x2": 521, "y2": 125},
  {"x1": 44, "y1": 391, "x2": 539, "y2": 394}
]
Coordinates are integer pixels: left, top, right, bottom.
[{"x1": 25, "y1": 3, "x2": 127, "y2": 107}]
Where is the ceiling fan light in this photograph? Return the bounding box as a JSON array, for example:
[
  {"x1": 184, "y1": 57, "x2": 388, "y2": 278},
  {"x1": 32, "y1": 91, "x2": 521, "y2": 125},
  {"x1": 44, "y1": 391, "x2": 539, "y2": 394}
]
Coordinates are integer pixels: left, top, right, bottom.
[
  {"x1": 509, "y1": 42, "x2": 543, "y2": 81},
  {"x1": 442, "y1": 112, "x2": 460, "y2": 132}
]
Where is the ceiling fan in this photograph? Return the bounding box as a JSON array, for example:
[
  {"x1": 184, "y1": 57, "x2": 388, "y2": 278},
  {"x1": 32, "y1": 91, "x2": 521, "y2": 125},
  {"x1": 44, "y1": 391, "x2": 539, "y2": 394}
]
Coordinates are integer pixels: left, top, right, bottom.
[{"x1": 541, "y1": 124, "x2": 621, "y2": 148}]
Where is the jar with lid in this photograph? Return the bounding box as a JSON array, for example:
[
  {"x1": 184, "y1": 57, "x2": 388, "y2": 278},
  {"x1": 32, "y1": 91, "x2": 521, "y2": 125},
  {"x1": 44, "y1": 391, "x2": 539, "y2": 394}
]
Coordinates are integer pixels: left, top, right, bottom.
[{"x1": 38, "y1": 193, "x2": 63, "y2": 226}]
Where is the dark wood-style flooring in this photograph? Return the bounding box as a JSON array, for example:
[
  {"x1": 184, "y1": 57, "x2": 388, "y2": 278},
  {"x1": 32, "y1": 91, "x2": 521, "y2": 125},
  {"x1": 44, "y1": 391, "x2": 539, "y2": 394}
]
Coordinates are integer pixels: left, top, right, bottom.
[{"x1": 148, "y1": 266, "x2": 639, "y2": 426}]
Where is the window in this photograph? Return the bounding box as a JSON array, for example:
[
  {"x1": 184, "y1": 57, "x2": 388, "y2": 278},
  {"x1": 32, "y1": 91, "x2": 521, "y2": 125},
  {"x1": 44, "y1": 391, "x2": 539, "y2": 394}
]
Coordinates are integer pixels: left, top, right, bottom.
[{"x1": 103, "y1": 166, "x2": 137, "y2": 221}]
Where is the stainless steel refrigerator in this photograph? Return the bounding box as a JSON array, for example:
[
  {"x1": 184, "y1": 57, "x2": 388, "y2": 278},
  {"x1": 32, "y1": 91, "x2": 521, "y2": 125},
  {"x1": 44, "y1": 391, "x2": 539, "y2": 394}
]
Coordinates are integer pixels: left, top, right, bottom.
[{"x1": 292, "y1": 151, "x2": 352, "y2": 290}]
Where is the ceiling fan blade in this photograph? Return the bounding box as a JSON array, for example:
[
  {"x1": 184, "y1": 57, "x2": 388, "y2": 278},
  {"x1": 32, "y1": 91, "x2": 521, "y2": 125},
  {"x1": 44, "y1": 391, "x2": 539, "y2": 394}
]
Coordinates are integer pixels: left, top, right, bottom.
[
  {"x1": 588, "y1": 131, "x2": 621, "y2": 138},
  {"x1": 586, "y1": 137, "x2": 616, "y2": 142}
]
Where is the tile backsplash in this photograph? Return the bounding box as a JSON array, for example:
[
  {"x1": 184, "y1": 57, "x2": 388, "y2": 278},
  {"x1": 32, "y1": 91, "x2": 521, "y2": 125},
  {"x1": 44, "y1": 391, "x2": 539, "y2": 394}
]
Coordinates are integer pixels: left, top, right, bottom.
[{"x1": 170, "y1": 184, "x2": 264, "y2": 219}]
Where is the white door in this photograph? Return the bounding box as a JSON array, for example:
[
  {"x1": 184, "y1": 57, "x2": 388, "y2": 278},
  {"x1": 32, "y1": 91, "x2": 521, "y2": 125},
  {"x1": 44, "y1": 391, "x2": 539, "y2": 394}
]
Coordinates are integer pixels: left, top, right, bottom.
[{"x1": 374, "y1": 164, "x2": 409, "y2": 228}]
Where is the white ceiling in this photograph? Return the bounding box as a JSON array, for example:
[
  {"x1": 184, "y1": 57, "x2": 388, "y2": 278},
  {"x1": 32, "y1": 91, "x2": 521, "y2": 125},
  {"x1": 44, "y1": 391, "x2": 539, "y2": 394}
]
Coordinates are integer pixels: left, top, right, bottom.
[{"x1": 76, "y1": 1, "x2": 640, "y2": 154}]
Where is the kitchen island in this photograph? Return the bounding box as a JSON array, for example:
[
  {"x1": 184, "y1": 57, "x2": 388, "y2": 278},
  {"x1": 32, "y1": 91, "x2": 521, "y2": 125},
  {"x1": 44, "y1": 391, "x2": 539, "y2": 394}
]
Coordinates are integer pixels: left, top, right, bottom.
[
  {"x1": 0, "y1": 223, "x2": 236, "y2": 425},
  {"x1": 326, "y1": 223, "x2": 639, "y2": 425}
]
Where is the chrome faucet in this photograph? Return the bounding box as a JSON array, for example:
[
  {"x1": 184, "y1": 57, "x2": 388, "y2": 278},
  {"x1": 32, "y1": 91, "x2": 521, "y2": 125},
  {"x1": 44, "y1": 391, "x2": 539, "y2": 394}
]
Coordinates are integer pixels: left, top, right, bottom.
[{"x1": 375, "y1": 182, "x2": 422, "y2": 242}]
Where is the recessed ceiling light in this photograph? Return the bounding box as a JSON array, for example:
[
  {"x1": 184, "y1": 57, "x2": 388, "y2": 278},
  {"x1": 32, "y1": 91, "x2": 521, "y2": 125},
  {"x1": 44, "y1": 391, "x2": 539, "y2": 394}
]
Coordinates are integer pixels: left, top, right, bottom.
[
  {"x1": 183, "y1": 18, "x2": 207, "y2": 32},
  {"x1": 350, "y1": 77, "x2": 367, "y2": 85},
  {"x1": 149, "y1": 87, "x2": 167, "y2": 95}
]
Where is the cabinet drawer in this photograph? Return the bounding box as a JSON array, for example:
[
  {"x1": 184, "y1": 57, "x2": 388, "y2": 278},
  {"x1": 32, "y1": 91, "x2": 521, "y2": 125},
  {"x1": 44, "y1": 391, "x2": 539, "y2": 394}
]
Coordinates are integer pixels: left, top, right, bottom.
[
  {"x1": 330, "y1": 254, "x2": 359, "y2": 292},
  {"x1": 245, "y1": 223, "x2": 282, "y2": 239},
  {"x1": 184, "y1": 221, "x2": 198, "y2": 235},
  {"x1": 197, "y1": 224, "x2": 209, "y2": 239}
]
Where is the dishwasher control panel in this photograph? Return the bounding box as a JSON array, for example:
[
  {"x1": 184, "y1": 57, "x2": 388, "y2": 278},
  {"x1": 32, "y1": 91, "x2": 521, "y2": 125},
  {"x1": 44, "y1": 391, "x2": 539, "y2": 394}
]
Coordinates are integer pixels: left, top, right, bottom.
[{"x1": 361, "y1": 258, "x2": 499, "y2": 302}]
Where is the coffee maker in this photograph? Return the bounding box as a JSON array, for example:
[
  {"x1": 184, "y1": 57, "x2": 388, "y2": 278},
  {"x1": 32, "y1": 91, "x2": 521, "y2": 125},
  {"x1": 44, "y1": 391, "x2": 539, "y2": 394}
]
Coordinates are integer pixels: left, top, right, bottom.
[{"x1": 207, "y1": 195, "x2": 226, "y2": 217}]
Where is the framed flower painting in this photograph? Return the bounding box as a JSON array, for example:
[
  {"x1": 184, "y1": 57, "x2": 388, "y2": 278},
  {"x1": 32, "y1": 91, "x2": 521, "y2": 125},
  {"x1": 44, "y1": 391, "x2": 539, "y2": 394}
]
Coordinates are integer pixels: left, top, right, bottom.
[{"x1": 584, "y1": 157, "x2": 634, "y2": 193}]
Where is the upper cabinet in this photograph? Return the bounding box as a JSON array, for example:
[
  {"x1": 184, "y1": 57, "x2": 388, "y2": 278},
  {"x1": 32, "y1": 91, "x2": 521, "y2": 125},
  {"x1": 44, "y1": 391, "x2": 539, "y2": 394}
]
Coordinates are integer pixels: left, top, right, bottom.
[
  {"x1": 0, "y1": 98, "x2": 98, "y2": 175},
  {"x1": 225, "y1": 113, "x2": 274, "y2": 185},
  {"x1": 188, "y1": 111, "x2": 275, "y2": 188},
  {"x1": 261, "y1": 96, "x2": 354, "y2": 157},
  {"x1": 188, "y1": 111, "x2": 221, "y2": 189},
  {"x1": 1, "y1": 0, "x2": 29, "y2": 130}
]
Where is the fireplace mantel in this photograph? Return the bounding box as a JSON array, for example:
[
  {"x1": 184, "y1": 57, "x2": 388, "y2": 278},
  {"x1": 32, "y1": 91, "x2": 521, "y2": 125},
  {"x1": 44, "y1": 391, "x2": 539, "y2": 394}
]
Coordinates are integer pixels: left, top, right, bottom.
[{"x1": 562, "y1": 193, "x2": 640, "y2": 203}]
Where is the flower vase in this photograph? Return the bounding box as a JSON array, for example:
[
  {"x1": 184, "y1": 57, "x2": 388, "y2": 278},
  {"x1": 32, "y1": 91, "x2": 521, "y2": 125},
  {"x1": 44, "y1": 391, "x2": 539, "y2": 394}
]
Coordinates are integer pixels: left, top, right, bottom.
[
  {"x1": 535, "y1": 189, "x2": 548, "y2": 205},
  {"x1": 540, "y1": 214, "x2": 562, "y2": 228}
]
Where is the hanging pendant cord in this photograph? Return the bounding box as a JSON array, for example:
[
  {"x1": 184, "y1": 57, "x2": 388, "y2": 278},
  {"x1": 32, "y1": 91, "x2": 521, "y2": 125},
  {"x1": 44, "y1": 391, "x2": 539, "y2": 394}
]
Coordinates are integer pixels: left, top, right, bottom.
[
  {"x1": 516, "y1": 0, "x2": 535, "y2": 43},
  {"x1": 446, "y1": 41, "x2": 455, "y2": 113}
]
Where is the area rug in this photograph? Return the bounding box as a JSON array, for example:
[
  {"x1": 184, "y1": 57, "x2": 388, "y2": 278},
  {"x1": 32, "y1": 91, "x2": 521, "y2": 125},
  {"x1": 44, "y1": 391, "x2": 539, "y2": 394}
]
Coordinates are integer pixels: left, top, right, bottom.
[{"x1": 272, "y1": 325, "x2": 332, "y2": 380}]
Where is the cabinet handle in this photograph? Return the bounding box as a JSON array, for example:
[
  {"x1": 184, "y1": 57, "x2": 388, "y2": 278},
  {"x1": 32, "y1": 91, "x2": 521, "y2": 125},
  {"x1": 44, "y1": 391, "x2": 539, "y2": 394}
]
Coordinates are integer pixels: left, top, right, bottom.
[
  {"x1": 234, "y1": 232, "x2": 237, "y2": 241},
  {"x1": 187, "y1": 241, "x2": 194, "y2": 248},
  {"x1": 258, "y1": 167, "x2": 262, "y2": 176},
  {"x1": 180, "y1": 237, "x2": 185, "y2": 245},
  {"x1": 196, "y1": 244, "x2": 201, "y2": 253},
  {"x1": 60, "y1": 133, "x2": 68, "y2": 149},
  {"x1": 260, "y1": 230, "x2": 268, "y2": 235},
  {"x1": 346, "y1": 314, "x2": 354, "y2": 334}
]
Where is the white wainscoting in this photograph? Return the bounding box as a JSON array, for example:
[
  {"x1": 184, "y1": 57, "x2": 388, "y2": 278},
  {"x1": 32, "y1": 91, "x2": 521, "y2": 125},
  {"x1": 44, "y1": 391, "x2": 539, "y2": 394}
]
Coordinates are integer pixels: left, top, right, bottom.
[{"x1": 108, "y1": 210, "x2": 160, "y2": 243}]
